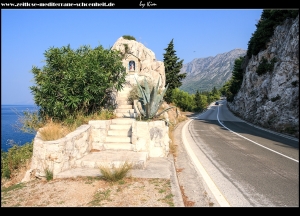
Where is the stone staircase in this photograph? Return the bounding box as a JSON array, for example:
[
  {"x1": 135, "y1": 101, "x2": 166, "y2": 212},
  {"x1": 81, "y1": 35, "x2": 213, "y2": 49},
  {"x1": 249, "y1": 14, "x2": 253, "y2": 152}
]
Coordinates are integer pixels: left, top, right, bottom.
[
  {"x1": 56, "y1": 87, "x2": 149, "y2": 178},
  {"x1": 115, "y1": 86, "x2": 136, "y2": 118},
  {"x1": 104, "y1": 86, "x2": 136, "y2": 151},
  {"x1": 104, "y1": 118, "x2": 134, "y2": 151}
]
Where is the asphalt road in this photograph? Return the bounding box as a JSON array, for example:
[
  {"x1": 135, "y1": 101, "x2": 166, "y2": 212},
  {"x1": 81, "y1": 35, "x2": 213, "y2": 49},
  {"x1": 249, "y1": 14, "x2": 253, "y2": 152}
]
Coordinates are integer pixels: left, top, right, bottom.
[{"x1": 181, "y1": 100, "x2": 299, "y2": 207}]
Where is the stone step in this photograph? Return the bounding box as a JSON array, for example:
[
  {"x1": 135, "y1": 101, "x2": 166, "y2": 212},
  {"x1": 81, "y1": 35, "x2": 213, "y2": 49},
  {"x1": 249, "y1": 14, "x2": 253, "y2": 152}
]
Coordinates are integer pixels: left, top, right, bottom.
[
  {"x1": 72, "y1": 151, "x2": 148, "y2": 170},
  {"x1": 116, "y1": 113, "x2": 136, "y2": 118},
  {"x1": 110, "y1": 124, "x2": 132, "y2": 130},
  {"x1": 116, "y1": 100, "x2": 132, "y2": 105},
  {"x1": 117, "y1": 95, "x2": 128, "y2": 100},
  {"x1": 116, "y1": 108, "x2": 135, "y2": 113},
  {"x1": 117, "y1": 105, "x2": 133, "y2": 109},
  {"x1": 118, "y1": 91, "x2": 130, "y2": 97},
  {"x1": 107, "y1": 129, "x2": 131, "y2": 136},
  {"x1": 111, "y1": 118, "x2": 135, "y2": 124},
  {"x1": 106, "y1": 136, "x2": 131, "y2": 143},
  {"x1": 104, "y1": 143, "x2": 134, "y2": 151},
  {"x1": 54, "y1": 157, "x2": 171, "y2": 179}
]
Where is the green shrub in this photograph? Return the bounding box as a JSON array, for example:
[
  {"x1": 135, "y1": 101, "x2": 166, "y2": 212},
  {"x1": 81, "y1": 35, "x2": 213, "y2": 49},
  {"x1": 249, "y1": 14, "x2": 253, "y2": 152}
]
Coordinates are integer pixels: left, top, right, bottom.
[
  {"x1": 247, "y1": 9, "x2": 298, "y2": 58},
  {"x1": 30, "y1": 44, "x2": 126, "y2": 122},
  {"x1": 271, "y1": 95, "x2": 281, "y2": 102},
  {"x1": 256, "y1": 57, "x2": 277, "y2": 76},
  {"x1": 1, "y1": 141, "x2": 33, "y2": 179},
  {"x1": 291, "y1": 81, "x2": 298, "y2": 87},
  {"x1": 122, "y1": 35, "x2": 136, "y2": 41},
  {"x1": 45, "y1": 168, "x2": 53, "y2": 181}
]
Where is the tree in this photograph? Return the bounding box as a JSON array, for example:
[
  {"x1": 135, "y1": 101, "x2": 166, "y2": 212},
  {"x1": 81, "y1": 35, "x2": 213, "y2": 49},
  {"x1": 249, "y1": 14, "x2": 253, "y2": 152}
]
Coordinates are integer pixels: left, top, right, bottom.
[
  {"x1": 194, "y1": 90, "x2": 205, "y2": 112},
  {"x1": 30, "y1": 44, "x2": 126, "y2": 122},
  {"x1": 247, "y1": 9, "x2": 298, "y2": 58},
  {"x1": 171, "y1": 88, "x2": 195, "y2": 111},
  {"x1": 163, "y1": 39, "x2": 186, "y2": 103},
  {"x1": 219, "y1": 56, "x2": 244, "y2": 102}
]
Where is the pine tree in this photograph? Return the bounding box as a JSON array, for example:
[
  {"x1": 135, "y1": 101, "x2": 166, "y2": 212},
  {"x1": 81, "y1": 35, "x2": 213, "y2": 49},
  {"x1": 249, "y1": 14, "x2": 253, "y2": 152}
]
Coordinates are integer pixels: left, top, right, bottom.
[
  {"x1": 194, "y1": 90, "x2": 201, "y2": 111},
  {"x1": 163, "y1": 39, "x2": 186, "y2": 104}
]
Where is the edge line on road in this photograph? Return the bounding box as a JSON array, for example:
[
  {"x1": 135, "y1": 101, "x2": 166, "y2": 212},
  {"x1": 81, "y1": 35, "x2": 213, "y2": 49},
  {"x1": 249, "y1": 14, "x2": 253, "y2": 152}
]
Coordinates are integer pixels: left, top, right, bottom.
[
  {"x1": 182, "y1": 118, "x2": 231, "y2": 207},
  {"x1": 216, "y1": 105, "x2": 299, "y2": 163}
]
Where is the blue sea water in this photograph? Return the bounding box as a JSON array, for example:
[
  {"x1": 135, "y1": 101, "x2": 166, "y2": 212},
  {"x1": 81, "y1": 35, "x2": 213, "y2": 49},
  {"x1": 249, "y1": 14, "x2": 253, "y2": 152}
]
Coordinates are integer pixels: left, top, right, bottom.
[{"x1": 1, "y1": 105, "x2": 39, "y2": 152}]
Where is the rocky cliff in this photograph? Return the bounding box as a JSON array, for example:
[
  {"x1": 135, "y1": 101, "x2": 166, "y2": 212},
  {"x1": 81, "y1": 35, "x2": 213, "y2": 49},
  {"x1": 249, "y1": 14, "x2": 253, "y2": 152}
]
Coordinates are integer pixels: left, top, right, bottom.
[
  {"x1": 228, "y1": 15, "x2": 299, "y2": 138},
  {"x1": 180, "y1": 49, "x2": 247, "y2": 94}
]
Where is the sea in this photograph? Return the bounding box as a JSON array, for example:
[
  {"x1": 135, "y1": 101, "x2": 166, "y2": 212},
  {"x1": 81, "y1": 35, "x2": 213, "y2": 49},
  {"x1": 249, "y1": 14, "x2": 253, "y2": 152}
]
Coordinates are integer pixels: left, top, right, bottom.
[{"x1": 1, "y1": 105, "x2": 39, "y2": 152}]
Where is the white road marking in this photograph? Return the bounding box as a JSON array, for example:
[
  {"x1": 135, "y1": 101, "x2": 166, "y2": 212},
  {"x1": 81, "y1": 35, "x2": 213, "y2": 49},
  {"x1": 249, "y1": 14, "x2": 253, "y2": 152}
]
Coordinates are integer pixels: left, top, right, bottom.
[
  {"x1": 216, "y1": 105, "x2": 299, "y2": 163},
  {"x1": 182, "y1": 110, "x2": 231, "y2": 207}
]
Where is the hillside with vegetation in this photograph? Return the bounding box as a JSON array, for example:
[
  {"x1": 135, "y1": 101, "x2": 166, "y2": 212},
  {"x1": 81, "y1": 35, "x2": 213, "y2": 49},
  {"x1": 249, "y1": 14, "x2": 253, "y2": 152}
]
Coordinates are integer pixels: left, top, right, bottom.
[{"x1": 224, "y1": 9, "x2": 299, "y2": 138}]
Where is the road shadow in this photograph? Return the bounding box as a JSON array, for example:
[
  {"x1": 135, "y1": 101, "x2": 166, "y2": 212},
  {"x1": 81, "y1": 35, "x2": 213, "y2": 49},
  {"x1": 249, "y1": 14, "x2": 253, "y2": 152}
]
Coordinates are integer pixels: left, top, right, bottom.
[{"x1": 191, "y1": 119, "x2": 299, "y2": 150}]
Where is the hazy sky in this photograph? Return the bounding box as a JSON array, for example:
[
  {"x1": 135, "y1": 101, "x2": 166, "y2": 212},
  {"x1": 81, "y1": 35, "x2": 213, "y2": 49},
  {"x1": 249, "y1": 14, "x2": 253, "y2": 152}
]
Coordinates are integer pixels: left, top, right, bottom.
[{"x1": 1, "y1": 9, "x2": 263, "y2": 105}]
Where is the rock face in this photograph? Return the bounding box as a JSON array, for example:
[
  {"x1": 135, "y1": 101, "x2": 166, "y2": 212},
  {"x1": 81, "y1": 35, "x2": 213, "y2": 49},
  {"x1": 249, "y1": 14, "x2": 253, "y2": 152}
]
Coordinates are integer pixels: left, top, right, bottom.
[
  {"x1": 180, "y1": 49, "x2": 247, "y2": 94},
  {"x1": 228, "y1": 15, "x2": 299, "y2": 138},
  {"x1": 111, "y1": 37, "x2": 166, "y2": 88}
]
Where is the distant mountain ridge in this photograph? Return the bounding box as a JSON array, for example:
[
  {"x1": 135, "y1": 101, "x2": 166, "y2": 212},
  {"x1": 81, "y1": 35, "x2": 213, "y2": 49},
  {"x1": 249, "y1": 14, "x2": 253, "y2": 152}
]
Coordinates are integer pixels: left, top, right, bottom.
[{"x1": 179, "y1": 48, "x2": 247, "y2": 94}]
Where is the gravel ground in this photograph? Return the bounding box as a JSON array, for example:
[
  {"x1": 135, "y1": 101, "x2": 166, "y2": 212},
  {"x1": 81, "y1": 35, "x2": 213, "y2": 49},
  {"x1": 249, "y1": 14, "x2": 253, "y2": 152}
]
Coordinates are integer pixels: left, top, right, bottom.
[{"x1": 1, "y1": 176, "x2": 175, "y2": 207}]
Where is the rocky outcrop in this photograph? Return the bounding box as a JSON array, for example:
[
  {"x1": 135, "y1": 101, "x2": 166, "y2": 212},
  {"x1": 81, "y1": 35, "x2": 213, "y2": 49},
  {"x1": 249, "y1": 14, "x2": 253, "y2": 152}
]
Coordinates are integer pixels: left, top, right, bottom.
[
  {"x1": 180, "y1": 49, "x2": 247, "y2": 94},
  {"x1": 111, "y1": 37, "x2": 166, "y2": 88},
  {"x1": 228, "y1": 15, "x2": 299, "y2": 138}
]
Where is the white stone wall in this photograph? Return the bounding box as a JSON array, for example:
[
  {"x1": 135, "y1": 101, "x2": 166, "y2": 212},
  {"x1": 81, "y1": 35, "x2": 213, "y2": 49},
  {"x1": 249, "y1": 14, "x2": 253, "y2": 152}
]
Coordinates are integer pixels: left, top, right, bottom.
[
  {"x1": 24, "y1": 118, "x2": 169, "y2": 181},
  {"x1": 89, "y1": 120, "x2": 111, "y2": 150},
  {"x1": 132, "y1": 120, "x2": 170, "y2": 157},
  {"x1": 29, "y1": 124, "x2": 92, "y2": 178}
]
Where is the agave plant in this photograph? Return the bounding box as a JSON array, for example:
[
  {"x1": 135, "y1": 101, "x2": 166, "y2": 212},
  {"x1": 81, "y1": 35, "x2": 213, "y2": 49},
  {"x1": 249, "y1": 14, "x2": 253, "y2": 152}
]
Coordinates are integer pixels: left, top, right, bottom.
[{"x1": 135, "y1": 77, "x2": 175, "y2": 121}]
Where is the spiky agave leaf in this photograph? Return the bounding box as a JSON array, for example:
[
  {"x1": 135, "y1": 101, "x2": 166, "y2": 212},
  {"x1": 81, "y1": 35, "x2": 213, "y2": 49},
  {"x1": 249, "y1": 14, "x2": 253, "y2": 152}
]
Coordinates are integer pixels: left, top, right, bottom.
[
  {"x1": 135, "y1": 77, "x2": 149, "y2": 106},
  {"x1": 155, "y1": 106, "x2": 175, "y2": 118},
  {"x1": 134, "y1": 77, "x2": 175, "y2": 120},
  {"x1": 149, "y1": 77, "x2": 160, "y2": 118}
]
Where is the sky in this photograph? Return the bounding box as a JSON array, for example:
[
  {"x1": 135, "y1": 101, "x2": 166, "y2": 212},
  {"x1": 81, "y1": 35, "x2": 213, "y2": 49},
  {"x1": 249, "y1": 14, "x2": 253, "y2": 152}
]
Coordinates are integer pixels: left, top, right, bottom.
[{"x1": 1, "y1": 8, "x2": 263, "y2": 105}]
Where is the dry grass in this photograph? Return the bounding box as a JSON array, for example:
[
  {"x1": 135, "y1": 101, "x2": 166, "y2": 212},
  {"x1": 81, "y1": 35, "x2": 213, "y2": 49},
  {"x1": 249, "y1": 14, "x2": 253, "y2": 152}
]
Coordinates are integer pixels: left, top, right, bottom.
[
  {"x1": 180, "y1": 185, "x2": 196, "y2": 207},
  {"x1": 164, "y1": 103, "x2": 188, "y2": 158},
  {"x1": 99, "y1": 161, "x2": 133, "y2": 182},
  {"x1": 37, "y1": 109, "x2": 116, "y2": 141},
  {"x1": 1, "y1": 176, "x2": 174, "y2": 207},
  {"x1": 38, "y1": 121, "x2": 71, "y2": 141}
]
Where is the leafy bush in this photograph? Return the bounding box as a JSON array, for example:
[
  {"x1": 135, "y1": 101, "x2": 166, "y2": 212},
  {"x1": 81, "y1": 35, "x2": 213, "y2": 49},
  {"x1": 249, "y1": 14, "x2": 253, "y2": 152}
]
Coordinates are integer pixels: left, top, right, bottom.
[
  {"x1": 122, "y1": 35, "x2": 136, "y2": 41},
  {"x1": 256, "y1": 57, "x2": 277, "y2": 76},
  {"x1": 194, "y1": 90, "x2": 208, "y2": 112},
  {"x1": 30, "y1": 44, "x2": 126, "y2": 122},
  {"x1": 1, "y1": 141, "x2": 33, "y2": 179},
  {"x1": 171, "y1": 88, "x2": 195, "y2": 112},
  {"x1": 13, "y1": 109, "x2": 44, "y2": 135},
  {"x1": 45, "y1": 168, "x2": 53, "y2": 181}
]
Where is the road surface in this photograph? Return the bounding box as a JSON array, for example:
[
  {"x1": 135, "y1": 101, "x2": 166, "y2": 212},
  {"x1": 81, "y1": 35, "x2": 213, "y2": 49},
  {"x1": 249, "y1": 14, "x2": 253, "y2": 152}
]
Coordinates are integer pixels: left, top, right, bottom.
[{"x1": 181, "y1": 100, "x2": 299, "y2": 207}]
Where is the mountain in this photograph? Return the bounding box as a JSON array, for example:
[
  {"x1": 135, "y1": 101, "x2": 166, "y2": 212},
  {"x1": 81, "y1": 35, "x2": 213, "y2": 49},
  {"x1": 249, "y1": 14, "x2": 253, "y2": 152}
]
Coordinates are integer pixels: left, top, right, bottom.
[
  {"x1": 228, "y1": 15, "x2": 299, "y2": 138},
  {"x1": 179, "y1": 49, "x2": 247, "y2": 94}
]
